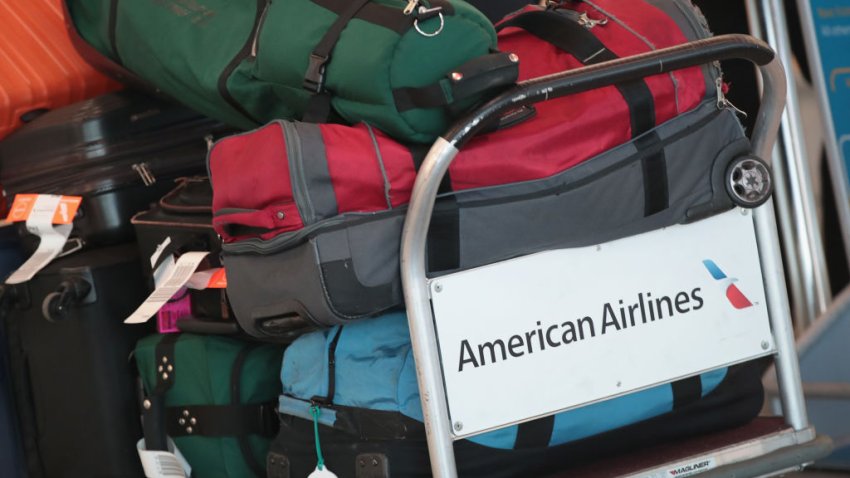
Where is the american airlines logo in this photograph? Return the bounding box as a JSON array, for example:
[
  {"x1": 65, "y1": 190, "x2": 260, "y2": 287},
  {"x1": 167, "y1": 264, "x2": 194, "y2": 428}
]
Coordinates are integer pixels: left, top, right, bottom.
[{"x1": 702, "y1": 259, "x2": 752, "y2": 309}]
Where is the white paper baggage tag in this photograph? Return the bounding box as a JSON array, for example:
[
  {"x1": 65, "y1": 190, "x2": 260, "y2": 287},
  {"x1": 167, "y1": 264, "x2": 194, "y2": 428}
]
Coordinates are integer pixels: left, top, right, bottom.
[
  {"x1": 125, "y1": 251, "x2": 209, "y2": 324},
  {"x1": 308, "y1": 466, "x2": 338, "y2": 478},
  {"x1": 136, "y1": 438, "x2": 191, "y2": 478},
  {"x1": 5, "y1": 195, "x2": 73, "y2": 284}
]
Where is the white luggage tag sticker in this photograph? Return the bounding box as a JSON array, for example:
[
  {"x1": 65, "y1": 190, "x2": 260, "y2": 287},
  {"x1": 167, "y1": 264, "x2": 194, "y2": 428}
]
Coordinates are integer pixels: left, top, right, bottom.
[
  {"x1": 150, "y1": 237, "x2": 176, "y2": 289},
  {"x1": 5, "y1": 194, "x2": 80, "y2": 284},
  {"x1": 308, "y1": 466, "x2": 338, "y2": 478},
  {"x1": 125, "y1": 251, "x2": 209, "y2": 324},
  {"x1": 136, "y1": 438, "x2": 191, "y2": 478}
]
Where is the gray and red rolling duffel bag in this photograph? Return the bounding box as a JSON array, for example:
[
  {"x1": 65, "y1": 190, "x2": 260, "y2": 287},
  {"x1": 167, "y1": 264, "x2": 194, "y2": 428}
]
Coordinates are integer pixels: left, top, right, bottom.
[{"x1": 209, "y1": 0, "x2": 754, "y2": 338}]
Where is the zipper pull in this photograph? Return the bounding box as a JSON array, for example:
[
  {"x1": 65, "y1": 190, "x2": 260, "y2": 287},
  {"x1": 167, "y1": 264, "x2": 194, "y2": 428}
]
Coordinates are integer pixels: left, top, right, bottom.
[
  {"x1": 403, "y1": 0, "x2": 419, "y2": 15},
  {"x1": 132, "y1": 163, "x2": 157, "y2": 186},
  {"x1": 715, "y1": 77, "x2": 747, "y2": 118},
  {"x1": 578, "y1": 12, "x2": 607, "y2": 29}
]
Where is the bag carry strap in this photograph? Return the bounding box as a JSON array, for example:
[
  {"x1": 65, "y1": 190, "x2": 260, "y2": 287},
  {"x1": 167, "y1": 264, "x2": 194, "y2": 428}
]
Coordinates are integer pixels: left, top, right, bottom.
[
  {"x1": 165, "y1": 402, "x2": 277, "y2": 437},
  {"x1": 497, "y1": 8, "x2": 669, "y2": 216},
  {"x1": 302, "y1": 0, "x2": 374, "y2": 122},
  {"x1": 391, "y1": 52, "x2": 520, "y2": 113},
  {"x1": 143, "y1": 333, "x2": 180, "y2": 452}
]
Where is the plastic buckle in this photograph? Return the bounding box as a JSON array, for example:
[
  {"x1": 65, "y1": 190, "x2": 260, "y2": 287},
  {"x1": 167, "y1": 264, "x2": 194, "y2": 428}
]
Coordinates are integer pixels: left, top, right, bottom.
[{"x1": 303, "y1": 54, "x2": 329, "y2": 93}]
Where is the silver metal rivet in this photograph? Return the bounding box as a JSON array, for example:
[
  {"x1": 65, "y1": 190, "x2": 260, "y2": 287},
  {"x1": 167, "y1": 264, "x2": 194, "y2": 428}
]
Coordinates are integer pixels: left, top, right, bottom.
[
  {"x1": 186, "y1": 426, "x2": 193, "y2": 434},
  {"x1": 508, "y1": 53, "x2": 519, "y2": 63},
  {"x1": 276, "y1": 211, "x2": 285, "y2": 220},
  {"x1": 162, "y1": 356, "x2": 168, "y2": 364},
  {"x1": 179, "y1": 418, "x2": 186, "y2": 426},
  {"x1": 451, "y1": 72, "x2": 463, "y2": 82},
  {"x1": 741, "y1": 208, "x2": 749, "y2": 215},
  {"x1": 190, "y1": 417, "x2": 197, "y2": 425},
  {"x1": 162, "y1": 372, "x2": 169, "y2": 380},
  {"x1": 372, "y1": 459, "x2": 378, "y2": 466},
  {"x1": 453, "y1": 421, "x2": 463, "y2": 432},
  {"x1": 434, "y1": 282, "x2": 443, "y2": 293},
  {"x1": 183, "y1": 410, "x2": 190, "y2": 417},
  {"x1": 167, "y1": 365, "x2": 173, "y2": 372},
  {"x1": 158, "y1": 365, "x2": 164, "y2": 373},
  {"x1": 761, "y1": 340, "x2": 770, "y2": 350},
  {"x1": 143, "y1": 399, "x2": 151, "y2": 410}
]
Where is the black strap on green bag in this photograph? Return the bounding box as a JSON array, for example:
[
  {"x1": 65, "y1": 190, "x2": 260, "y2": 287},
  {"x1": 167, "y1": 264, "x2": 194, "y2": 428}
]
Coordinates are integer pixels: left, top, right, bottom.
[{"x1": 140, "y1": 335, "x2": 277, "y2": 477}]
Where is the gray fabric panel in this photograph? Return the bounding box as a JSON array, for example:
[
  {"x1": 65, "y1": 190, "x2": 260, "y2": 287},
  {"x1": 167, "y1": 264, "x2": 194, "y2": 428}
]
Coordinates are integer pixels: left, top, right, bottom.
[
  {"x1": 340, "y1": 214, "x2": 405, "y2": 287},
  {"x1": 224, "y1": 240, "x2": 340, "y2": 332},
  {"x1": 293, "y1": 122, "x2": 339, "y2": 221}
]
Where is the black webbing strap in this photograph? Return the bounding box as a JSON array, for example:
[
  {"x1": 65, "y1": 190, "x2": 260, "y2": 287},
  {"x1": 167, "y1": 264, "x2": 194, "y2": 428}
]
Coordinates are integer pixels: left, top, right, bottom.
[
  {"x1": 143, "y1": 333, "x2": 181, "y2": 451},
  {"x1": 514, "y1": 415, "x2": 555, "y2": 449},
  {"x1": 410, "y1": 145, "x2": 460, "y2": 272},
  {"x1": 310, "y1": 326, "x2": 345, "y2": 406},
  {"x1": 302, "y1": 0, "x2": 373, "y2": 122},
  {"x1": 165, "y1": 402, "x2": 277, "y2": 437},
  {"x1": 392, "y1": 53, "x2": 520, "y2": 112},
  {"x1": 498, "y1": 9, "x2": 668, "y2": 215},
  {"x1": 671, "y1": 375, "x2": 703, "y2": 410}
]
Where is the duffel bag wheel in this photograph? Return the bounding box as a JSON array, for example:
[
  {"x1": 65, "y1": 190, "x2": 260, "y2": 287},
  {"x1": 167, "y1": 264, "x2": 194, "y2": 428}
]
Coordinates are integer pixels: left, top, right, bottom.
[{"x1": 725, "y1": 155, "x2": 772, "y2": 208}]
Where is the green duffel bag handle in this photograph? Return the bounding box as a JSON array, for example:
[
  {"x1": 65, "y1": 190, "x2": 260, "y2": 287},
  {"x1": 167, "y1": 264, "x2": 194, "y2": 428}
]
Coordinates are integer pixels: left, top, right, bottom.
[{"x1": 137, "y1": 334, "x2": 282, "y2": 478}]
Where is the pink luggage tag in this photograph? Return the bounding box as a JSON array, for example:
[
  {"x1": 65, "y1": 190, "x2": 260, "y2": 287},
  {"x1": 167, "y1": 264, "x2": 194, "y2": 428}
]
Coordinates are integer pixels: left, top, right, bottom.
[{"x1": 156, "y1": 289, "x2": 191, "y2": 334}]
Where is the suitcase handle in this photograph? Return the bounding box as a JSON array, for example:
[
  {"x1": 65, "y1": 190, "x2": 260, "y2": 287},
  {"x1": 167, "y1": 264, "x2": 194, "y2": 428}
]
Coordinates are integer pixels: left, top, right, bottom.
[{"x1": 399, "y1": 34, "x2": 786, "y2": 476}]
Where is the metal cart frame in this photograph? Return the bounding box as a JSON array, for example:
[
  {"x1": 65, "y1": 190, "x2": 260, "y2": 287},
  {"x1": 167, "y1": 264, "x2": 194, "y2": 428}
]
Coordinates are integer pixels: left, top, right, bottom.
[{"x1": 399, "y1": 35, "x2": 829, "y2": 477}]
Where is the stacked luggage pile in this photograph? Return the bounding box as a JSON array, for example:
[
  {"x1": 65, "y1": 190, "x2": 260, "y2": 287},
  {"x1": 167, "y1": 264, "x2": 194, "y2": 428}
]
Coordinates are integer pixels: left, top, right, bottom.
[{"x1": 0, "y1": 0, "x2": 786, "y2": 477}]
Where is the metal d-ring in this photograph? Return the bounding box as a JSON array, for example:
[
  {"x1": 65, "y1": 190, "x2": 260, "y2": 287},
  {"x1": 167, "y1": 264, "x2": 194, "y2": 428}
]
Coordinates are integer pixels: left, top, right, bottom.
[{"x1": 414, "y1": 9, "x2": 444, "y2": 37}]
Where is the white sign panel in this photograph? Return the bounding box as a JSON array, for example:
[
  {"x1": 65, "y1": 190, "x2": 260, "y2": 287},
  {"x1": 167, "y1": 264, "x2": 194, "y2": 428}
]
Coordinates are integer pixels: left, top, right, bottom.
[{"x1": 430, "y1": 209, "x2": 773, "y2": 438}]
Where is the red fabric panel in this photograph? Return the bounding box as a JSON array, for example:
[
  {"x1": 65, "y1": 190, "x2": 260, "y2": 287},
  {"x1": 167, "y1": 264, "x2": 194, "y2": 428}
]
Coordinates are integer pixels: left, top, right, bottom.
[
  {"x1": 208, "y1": 122, "x2": 303, "y2": 242},
  {"x1": 322, "y1": 124, "x2": 399, "y2": 214}
]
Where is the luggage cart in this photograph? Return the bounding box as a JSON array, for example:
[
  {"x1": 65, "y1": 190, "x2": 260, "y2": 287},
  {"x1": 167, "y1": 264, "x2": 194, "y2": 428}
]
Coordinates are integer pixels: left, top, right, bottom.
[{"x1": 400, "y1": 35, "x2": 832, "y2": 477}]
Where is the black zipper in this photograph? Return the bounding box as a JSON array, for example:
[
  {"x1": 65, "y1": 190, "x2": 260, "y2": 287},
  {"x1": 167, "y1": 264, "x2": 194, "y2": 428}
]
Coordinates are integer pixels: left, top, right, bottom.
[{"x1": 216, "y1": 0, "x2": 270, "y2": 125}]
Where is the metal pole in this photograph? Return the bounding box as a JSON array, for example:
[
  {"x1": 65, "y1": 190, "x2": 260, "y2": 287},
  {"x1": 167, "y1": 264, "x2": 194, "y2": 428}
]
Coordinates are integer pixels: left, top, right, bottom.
[
  {"x1": 745, "y1": 0, "x2": 810, "y2": 327},
  {"x1": 795, "y1": 0, "x2": 850, "y2": 277},
  {"x1": 753, "y1": 57, "x2": 811, "y2": 431},
  {"x1": 400, "y1": 138, "x2": 460, "y2": 478},
  {"x1": 758, "y1": 0, "x2": 832, "y2": 325}
]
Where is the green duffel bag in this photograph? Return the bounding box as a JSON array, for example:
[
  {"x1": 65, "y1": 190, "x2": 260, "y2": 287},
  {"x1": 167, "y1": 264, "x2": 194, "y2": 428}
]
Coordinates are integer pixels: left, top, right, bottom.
[
  {"x1": 136, "y1": 334, "x2": 284, "y2": 478},
  {"x1": 65, "y1": 0, "x2": 517, "y2": 143}
]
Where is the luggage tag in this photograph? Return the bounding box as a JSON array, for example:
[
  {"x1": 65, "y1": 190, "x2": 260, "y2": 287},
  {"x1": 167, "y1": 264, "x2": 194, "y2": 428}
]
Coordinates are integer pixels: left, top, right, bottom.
[
  {"x1": 125, "y1": 251, "x2": 209, "y2": 324},
  {"x1": 308, "y1": 405, "x2": 338, "y2": 478},
  {"x1": 4, "y1": 194, "x2": 82, "y2": 284},
  {"x1": 136, "y1": 438, "x2": 191, "y2": 478},
  {"x1": 147, "y1": 237, "x2": 193, "y2": 333}
]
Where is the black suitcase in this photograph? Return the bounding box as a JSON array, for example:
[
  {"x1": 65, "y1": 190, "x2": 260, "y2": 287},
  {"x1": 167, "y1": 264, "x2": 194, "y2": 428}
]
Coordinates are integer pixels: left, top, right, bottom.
[
  {"x1": 0, "y1": 90, "x2": 224, "y2": 252},
  {"x1": 269, "y1": 362, "x2": 765, "y2": 478},
  {"x1": 131, "y1": 177, "x2": 237, "y2": 333},
  {"x1": 0, "y1": 228, "x2": 25, "y2": 478},
  {"x1": 0, "y1": 244, "x2": 152, "y2": 478}
]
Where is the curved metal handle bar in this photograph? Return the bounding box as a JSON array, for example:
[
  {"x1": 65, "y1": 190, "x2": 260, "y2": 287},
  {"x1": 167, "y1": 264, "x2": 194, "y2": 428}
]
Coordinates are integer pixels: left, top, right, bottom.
[{"x1": 400, "y1": 34, "x2": 788, "y2": 478}]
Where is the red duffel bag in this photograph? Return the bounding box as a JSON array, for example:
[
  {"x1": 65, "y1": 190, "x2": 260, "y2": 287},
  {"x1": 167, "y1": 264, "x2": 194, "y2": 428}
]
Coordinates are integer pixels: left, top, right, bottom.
[{"x1": 209, "y1": 0, "x2": 750, "y2": 339}]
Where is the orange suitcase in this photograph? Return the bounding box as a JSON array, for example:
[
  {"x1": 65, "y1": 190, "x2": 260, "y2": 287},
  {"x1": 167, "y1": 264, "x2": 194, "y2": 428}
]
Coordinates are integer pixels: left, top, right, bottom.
[{"x1": 0, "y1": 0, "x2": 120, "y2": 140}]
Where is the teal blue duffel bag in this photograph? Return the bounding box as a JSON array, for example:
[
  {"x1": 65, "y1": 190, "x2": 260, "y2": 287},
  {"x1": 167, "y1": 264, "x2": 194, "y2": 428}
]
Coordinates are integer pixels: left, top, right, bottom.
[{"x1": 271, "y1": 312, "x2": 765, "y2": 477}]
